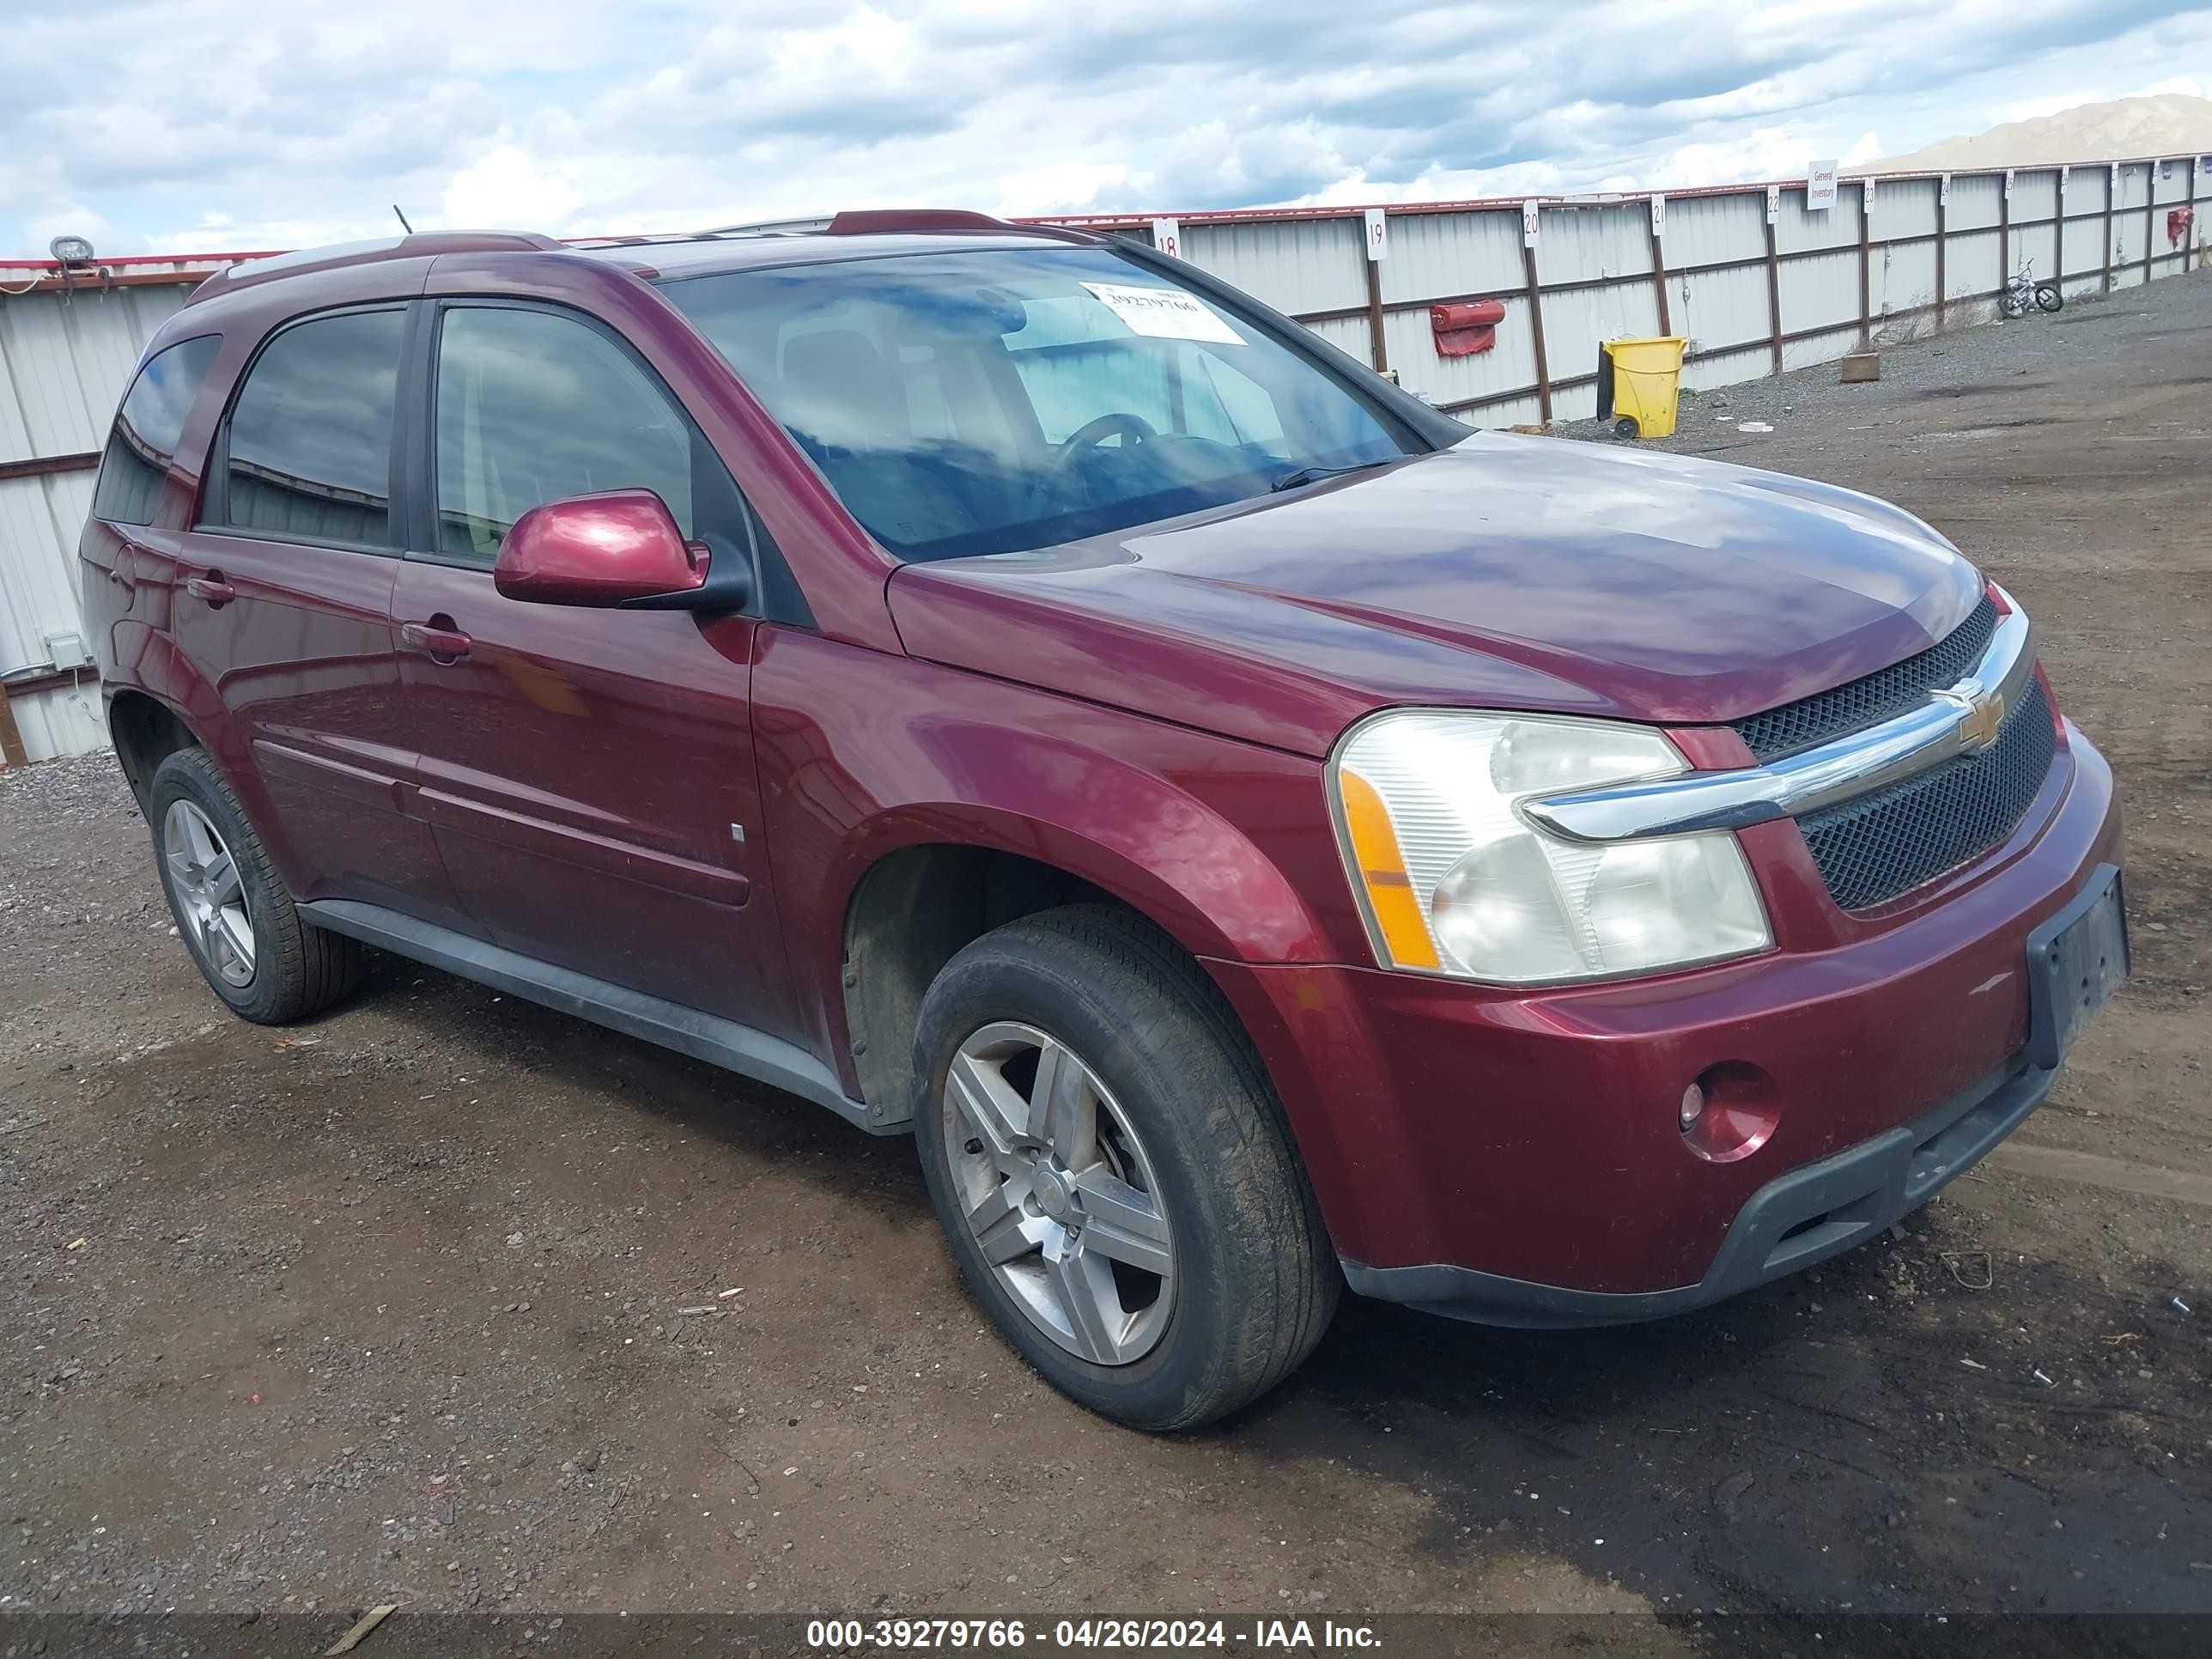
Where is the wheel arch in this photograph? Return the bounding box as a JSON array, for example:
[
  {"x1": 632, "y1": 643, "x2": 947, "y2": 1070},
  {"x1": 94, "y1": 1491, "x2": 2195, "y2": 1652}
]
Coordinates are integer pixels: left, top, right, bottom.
[
  {"x1": 829, "y1": 799, "x2": 1333, "y2": 1132},
  {"x1": 103, "y1": 625, "x2": 251, "y2": 803},
  {"x1": 107, "y1": 686, "x2": 205, "y2": 808}
]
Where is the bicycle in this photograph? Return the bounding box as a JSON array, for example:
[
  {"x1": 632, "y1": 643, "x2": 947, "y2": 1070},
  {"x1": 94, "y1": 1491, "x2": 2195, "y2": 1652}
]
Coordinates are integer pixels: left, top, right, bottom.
[{"x1": 1999, "y1": 260, "x2": 2063, "y2": 319}]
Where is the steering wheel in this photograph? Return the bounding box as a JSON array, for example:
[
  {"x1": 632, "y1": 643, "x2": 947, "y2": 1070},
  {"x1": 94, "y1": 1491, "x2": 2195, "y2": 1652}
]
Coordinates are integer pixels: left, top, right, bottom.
[{"x1": 1048, "y1": 412, "x2": 1158, "y2": 480}]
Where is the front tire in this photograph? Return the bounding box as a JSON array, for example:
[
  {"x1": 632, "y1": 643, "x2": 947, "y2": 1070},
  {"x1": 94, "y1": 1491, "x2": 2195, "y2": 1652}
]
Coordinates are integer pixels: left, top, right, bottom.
[
  {"x1": 2035, "y1": 283, "x2": 2063, "y2": 313},
  {"x1": 913, "y1": 906, "x2": 1339, "y2": 1430},
  {"x1": 148, "y1": 747, "x2": 364, "y2": 1024}
]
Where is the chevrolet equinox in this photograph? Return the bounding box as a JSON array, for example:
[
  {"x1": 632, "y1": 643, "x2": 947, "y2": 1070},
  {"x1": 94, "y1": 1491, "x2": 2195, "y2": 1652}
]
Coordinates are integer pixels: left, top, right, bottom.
[{"x1": 81, "y1": 211, "x2": 2128, "y2": 1429}]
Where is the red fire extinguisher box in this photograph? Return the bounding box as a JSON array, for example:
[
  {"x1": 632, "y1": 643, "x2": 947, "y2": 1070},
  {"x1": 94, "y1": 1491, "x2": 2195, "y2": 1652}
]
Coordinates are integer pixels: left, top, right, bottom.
[{"x1": 1431, "y1": 299, "x2": 1506, "y2": 357}]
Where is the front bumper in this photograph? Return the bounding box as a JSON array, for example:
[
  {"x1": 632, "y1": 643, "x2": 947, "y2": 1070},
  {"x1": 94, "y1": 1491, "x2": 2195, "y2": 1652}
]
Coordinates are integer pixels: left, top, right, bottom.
[
  {"x1": 1346, "y1": 1047, "x2": 2051, "y2": 1328},
  {"x1": 1205, "y1": 726, "x2": 2123, "y2": 1313}
]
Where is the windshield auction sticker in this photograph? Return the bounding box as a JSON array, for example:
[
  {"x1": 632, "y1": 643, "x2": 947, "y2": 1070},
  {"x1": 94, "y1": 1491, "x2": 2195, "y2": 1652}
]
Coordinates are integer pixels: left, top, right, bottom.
[{"x1": 1079, "y1": 281, "x2": 1247, "y2": 344}]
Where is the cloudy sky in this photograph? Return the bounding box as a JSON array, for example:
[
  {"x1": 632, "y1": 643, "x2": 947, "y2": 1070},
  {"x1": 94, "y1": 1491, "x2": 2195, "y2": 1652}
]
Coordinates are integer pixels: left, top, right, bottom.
[{"x1": 5, "y1": 0, "x2": 2209, "y2": 258}]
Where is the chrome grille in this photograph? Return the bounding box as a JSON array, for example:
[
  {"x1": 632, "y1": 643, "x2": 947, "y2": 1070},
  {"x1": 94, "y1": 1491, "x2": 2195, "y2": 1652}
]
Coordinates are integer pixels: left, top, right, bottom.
[
  {"x1": 1798, "y1": 677, "x2": 2057, "y2": 911},
  {"x1": 1734, "y1": 597, "x2": 2001, "y2": 763}
]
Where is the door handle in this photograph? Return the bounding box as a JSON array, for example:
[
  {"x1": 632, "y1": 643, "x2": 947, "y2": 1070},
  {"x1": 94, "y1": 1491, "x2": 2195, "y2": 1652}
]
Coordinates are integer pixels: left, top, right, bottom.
[
  {"x1": 185, "y1": 572, "x2": 234, "y2": 607},
  {"x1": 400, "y1": 619, "x2": 473, "y2": 663}
]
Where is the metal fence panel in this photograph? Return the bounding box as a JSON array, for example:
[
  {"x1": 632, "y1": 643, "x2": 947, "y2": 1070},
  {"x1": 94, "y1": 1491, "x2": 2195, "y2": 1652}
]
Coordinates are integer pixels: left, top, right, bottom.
[
  {"x1": 1662, "y1": 191, "x2": 1765, "y2": 273},
  {"x1": 1183, "y1": 218, "x2": 1366, "y2": 320},
  {"x1": 1386, "y1": 290, "x2": 1540, "y2": 412},
  {"x1": 1776, "y1": 184, "x2": 1863, "y2": 256},
  {"x1": 1381, "y1": 207, "x2": 1523, "y2": 307},
  {"x1": 1948, "y1": 173, "x2": 2003, "y2": 234},
  {"x1": 1874, "y1": 240, "x2": 1938, "y2": 334},
  {"x1": 1779, "y1": 246, "x2": 1862, "y2": 333},
  {"x1": 1677, "y1": 260, "x2": 1771, "y2": 356}
]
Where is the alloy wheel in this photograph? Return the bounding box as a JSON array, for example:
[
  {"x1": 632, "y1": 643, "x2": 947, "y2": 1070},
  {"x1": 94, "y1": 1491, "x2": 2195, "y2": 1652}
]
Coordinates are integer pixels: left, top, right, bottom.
[
  {"x1": 943, "y1": 1021, "x2": 1176, "y2": 1365},
  {"x1": 164, "y1": 799, "x2": 255, "y2": 988}
]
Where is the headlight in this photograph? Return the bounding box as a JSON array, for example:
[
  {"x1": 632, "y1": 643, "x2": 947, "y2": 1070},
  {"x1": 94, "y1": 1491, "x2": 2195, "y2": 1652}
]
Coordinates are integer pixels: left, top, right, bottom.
[{"x1": 1330, "y1": 710, "x2": 1771, "y2": 984}]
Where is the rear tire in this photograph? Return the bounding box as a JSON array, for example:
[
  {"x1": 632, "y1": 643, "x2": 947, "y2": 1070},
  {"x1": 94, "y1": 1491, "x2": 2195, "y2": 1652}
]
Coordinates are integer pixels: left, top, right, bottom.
[
  {"x1": 912, "y1": 905, "x2": 1339, "y2": 1431},
  {"x1": 148, "y1": 747, "x2": 365, "y2": 1024},
  {"x1": 2034, "y1": 283, "x2": 2063, "y2": 313},
  {"x1": 1999, "y1": 290, "x2": 2027, "y2": 319}
]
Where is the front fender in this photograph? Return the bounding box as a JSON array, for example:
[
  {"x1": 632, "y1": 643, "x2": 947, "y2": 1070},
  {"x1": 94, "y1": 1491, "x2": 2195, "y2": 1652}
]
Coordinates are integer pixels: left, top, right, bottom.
[{"x1": 752, "y1": 629, "x2": 1365, "y2": 1081}]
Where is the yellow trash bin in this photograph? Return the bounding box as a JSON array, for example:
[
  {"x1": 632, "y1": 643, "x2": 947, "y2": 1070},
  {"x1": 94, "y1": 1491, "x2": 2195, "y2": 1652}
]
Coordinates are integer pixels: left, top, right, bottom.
[{"x1": 1598, "y1": 336, "x2": 1688, "y2": 439}]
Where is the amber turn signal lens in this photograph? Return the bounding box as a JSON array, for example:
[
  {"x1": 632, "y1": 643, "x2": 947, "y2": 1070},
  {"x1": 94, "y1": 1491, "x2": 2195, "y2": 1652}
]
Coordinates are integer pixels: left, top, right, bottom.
[{"x1": 1338, "y1": 769, "x2": 1440, "y2": 971}]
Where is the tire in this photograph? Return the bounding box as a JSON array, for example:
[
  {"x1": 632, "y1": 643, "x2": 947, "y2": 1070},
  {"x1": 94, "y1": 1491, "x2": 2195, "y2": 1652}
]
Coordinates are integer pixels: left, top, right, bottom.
[
  {"x1": 1613, "y1": 416, "x2": 1640, "y2": 440},
  {"x1": 912, "y1": 904, "x2": 1340, "y2": 1430},
  {"x1": 147, "y1": 746, "x2": 364, "y2": 1024},
  {"x1": 1999, "y1": 291, "x2": 2027, "y2": 319},
  {"x1": 2035, "y1": 283, "x2": 2063, "y2": 313}
]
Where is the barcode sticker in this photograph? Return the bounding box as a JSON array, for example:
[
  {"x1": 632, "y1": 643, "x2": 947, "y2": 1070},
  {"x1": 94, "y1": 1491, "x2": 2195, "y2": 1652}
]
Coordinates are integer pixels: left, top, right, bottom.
[{"x1": 1079, "y1": 282, "x2": 1246, "y2": 344}]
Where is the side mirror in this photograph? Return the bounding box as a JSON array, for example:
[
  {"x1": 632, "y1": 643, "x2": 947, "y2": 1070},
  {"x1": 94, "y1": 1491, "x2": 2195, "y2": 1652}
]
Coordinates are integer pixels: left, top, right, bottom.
[{"x1": 493, "y1": 489, "x2": 750, "y2": 612}]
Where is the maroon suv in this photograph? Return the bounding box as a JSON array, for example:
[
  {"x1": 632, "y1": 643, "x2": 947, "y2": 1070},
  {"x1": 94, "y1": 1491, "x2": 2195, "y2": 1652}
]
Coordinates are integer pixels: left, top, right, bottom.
[{"x1": 81, "y1": 212, "x2": 2126, "y2": 1429}]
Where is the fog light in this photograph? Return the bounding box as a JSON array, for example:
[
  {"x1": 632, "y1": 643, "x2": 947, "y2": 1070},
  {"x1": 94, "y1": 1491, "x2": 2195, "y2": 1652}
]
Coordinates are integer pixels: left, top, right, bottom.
[
  {"x1": 1679, "y1": 1082, "x2": 1706, "y2": 1132},
  {"x1": 1680, "y1": 1061, "x2": 1782, "y2": 1163}
]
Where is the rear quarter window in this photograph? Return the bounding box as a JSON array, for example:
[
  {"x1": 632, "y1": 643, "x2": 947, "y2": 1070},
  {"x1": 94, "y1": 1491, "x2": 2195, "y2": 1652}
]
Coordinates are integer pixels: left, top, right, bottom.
[{"x1": 92, "y1": 335, "x2": 222, "y2": 526}]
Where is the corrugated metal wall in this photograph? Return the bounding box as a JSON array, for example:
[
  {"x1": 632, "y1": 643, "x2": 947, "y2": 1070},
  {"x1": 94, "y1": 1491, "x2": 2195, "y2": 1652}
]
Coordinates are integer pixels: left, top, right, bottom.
[
  {"x1": 1, "y1": 273, "x2": 202, "y2": 760},
  {"x1": 2, "y1": 159, "x2": 2207, "y2": 764}
]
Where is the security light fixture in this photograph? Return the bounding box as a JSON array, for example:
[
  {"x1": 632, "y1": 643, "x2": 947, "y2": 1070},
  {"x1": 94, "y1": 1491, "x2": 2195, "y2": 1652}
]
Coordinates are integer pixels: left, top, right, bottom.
[{"x1": 49, "y1": 234, "x2": 95, "y2": 268}]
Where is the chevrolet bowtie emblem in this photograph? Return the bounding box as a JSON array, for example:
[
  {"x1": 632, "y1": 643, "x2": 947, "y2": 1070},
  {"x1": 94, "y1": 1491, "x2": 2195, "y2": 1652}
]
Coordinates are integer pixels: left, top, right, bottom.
[{"x1": 1940, "y1": 682, "x2": 2006, "y2": 752}]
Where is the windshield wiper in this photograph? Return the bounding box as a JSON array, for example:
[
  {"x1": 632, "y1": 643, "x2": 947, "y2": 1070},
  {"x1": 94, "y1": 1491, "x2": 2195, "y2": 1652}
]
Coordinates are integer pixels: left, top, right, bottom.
[{"x1": 1269, "y1": 459, "x2": 1393, "y2": 494}]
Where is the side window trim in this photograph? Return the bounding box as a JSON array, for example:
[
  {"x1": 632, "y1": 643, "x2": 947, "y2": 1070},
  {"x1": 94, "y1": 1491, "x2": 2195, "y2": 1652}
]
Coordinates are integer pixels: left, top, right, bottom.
[
  {"x1": 408, "y1": 298, "x2": 804, "y2": 624},
  {"x1": 193, "y1": 300, "x2": 411, "y2": 557},
  {"x1": 412, "y1": 298, "x2": 710, "y2": 568}
]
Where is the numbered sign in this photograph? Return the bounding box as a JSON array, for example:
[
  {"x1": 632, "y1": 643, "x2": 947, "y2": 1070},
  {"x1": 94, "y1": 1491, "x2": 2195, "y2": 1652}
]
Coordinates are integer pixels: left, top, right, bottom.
[
  {"x1": 1765, "y1": 185, "x2": 1781, "y2": 224},
  {"x1": 2004, "y1": 168, "x2": 2016, "y2": 200},
  {"x1": 1939, "y1": 173, "x2": 1951, "y2": 209},
  {"x1": 1862, "y1": 175, "x2": 1875, "y2": 216},
  {"x1": 1522, "y1": 199, "x2": 1540, "y2": 247},
  {"x1": 1650, "y1": 194, "x2": 1666, "y2": 237},
  {"x1": 2057, "y1": 166, "x2": 2069, "y2": 198},
  {"x1": 1363, "y1": 208, "x2": 1388, "y2": 262},
  {"x1": 1150, "y1": 217, "x2": 1181, "y2": 261}
]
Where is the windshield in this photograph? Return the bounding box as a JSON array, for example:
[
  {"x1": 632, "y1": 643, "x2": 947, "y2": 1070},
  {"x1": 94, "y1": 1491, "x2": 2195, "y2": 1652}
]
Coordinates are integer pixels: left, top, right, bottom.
[{"x1": 661, "y1": 244, "x2": 1415, "y2": 562}]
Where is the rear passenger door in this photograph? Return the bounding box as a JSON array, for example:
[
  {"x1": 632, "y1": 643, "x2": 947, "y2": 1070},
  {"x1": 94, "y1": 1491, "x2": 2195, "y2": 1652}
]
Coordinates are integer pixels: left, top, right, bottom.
[
  {"x1": 173, "y1": 304, "x2": 459, "y2": 922},
  {"x1": 387, "y1": 301, "x2": 793, "y2": 1035}
]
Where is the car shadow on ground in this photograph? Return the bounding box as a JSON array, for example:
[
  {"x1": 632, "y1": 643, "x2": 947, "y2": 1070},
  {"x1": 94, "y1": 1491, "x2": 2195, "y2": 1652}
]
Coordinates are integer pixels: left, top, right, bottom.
[{"x1": 342, "y1": 950, "x2": 2211, "y2": 1635}]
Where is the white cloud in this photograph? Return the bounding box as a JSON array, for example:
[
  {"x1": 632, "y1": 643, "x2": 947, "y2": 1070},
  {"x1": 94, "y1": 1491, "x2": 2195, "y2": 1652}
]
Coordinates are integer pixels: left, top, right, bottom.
[{"x1": 440, "y1": 145, "x2": 585, "y2": 233}]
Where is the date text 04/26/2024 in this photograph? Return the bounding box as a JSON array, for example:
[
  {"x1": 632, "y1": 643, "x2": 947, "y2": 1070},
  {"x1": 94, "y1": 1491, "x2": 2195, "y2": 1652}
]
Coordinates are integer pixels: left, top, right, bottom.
[{"x1": 804, "y1": 1618, "x2": 1382, "y2": 1649}]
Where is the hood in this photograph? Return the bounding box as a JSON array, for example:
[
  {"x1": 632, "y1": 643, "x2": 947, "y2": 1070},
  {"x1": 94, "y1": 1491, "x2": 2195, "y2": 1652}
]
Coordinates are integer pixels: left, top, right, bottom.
[{"x1": 886, "y1": 432, "x2": 1984, "y2": 758}]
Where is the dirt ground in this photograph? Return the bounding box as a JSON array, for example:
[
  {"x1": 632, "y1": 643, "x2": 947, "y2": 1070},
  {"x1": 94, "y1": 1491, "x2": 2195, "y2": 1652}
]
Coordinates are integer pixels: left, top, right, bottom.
[{"x1": 3, "y1": 271, "x2": 2208, "y2": 1645}]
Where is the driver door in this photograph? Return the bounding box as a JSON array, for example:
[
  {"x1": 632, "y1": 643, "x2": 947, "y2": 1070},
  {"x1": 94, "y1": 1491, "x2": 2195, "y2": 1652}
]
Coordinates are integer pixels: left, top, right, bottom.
[{"x1": 388, "y1": 300, "x2": 797, "y2": 1038}]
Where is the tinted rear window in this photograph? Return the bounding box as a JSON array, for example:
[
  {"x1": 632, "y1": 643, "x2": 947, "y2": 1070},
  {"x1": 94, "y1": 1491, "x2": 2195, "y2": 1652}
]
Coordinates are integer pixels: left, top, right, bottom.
[
  {"x1": 219, "y1": 308, "x2": 404, "y2": 547},
  {"x1": 93, "y1": 335, "x2": 222, "y2": 526}
]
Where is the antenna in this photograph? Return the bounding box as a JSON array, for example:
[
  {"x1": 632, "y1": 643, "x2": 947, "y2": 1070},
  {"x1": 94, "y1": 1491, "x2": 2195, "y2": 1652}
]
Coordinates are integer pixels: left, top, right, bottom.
[{"x1": 392, "y1": 204, "x2": 415, "y2": 234}]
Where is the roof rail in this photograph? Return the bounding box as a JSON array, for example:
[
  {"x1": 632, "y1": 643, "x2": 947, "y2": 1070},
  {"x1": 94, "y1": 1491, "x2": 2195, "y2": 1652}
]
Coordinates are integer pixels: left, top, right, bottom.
[
  {"x1": 695, "y1": 210, "x2": 1028, "y2": 242},
  {"x1": 185, "y1": 230, "x2": 566, "y2": 304},
  {"x1": 698, "y1": 217, "x2": 836, "y2": 240},
  {"x1": 824, "y1": 209, "x2": 1016, "y2": 235}
]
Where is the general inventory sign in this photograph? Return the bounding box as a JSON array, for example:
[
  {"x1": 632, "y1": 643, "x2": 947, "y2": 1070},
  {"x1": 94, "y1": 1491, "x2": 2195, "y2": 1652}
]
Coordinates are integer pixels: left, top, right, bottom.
[{"x1": 1807, "y1": 161, "x2": 1839, "y2": 210}]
